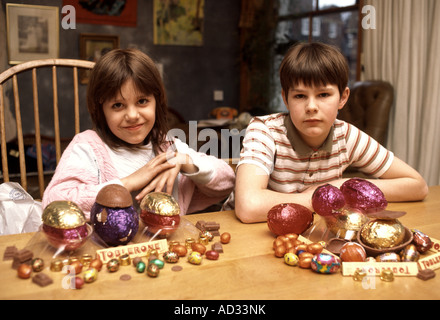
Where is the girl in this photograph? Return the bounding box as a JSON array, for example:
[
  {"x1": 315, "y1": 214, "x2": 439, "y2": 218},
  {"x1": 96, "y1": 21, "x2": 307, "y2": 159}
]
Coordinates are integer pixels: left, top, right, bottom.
[{"x1": 42, "y1": 49, "x2": 235, "y2": 219}]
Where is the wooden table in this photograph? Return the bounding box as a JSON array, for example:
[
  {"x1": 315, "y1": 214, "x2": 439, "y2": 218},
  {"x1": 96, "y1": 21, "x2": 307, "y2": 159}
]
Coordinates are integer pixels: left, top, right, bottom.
[{"x1": 1, "y1": 186, "x2": 440, "y2": 301}]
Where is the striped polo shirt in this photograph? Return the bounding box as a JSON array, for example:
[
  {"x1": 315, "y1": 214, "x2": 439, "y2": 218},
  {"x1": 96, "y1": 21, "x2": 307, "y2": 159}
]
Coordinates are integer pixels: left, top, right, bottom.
[{"x1": 238, "y1": 113, "x2": 393, "y2": 194}]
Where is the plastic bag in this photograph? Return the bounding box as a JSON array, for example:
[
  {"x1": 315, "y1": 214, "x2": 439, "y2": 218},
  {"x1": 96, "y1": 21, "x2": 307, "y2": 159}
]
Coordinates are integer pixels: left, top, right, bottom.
[{"x1": 0, "y1": 182, "x2": 42, "y2": 235}]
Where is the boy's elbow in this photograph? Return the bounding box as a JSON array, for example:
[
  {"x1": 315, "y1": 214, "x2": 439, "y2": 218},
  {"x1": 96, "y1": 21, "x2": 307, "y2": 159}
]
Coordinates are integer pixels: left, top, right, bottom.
[{"x1": 235, "y1": 197, "x2": 263, "y2": 224}]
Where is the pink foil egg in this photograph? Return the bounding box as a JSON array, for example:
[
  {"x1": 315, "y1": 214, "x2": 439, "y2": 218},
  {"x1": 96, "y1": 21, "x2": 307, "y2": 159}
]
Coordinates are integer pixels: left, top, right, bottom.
[
  {"x1": 340, "y1": 178, "x2": 387, "y2": 214},
  {"x1": 312, "y1": 184, "x2": 346, "y2": 216}
]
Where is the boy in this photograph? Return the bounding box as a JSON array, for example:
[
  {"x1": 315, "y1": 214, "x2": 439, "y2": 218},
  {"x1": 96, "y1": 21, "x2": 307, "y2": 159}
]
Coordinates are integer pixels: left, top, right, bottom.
[{"x1": 229, "y1": 42, "x2": 428, "y2": 223}]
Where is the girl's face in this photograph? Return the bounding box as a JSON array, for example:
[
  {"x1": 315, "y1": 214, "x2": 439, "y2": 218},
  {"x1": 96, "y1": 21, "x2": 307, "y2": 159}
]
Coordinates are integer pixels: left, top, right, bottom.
[
  {"x1": 282, "y1": 82, "x2": 349, "y2": 149},
  {"x1": 103, "y1": 79, "x2": 156, "y2": 146}
]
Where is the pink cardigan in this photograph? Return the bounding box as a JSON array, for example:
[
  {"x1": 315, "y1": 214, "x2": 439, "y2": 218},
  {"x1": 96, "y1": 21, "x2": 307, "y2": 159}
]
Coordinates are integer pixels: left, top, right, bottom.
[{"x1": 42, "y1": 130, "x2": 235, "y2": 219}]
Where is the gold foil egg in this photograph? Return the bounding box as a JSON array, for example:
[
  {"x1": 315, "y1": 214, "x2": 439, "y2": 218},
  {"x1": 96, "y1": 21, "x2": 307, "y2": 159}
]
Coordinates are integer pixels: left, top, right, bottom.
[
  {"x1": 140, "y1": 192, "x2": 180, "y2": 216},
  {"x1": 325, "y1": 208, "x2": 369, "y2": 240},
  {"x1": 360, "y1": 219, "x2": 405, "y2": 249},
  {"x1": 42, "y1": 201, "x2": 86, "y2": 229},
  {"x1": 140, "y1": 192, "x2": 181, "y2": 237}
]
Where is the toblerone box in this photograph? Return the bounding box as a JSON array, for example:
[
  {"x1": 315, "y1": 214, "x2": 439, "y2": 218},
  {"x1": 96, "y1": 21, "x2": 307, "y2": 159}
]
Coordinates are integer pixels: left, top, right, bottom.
[
  {"x1": 342, "y1": 261, "x2": 419, "y2": 276},
  {"x1": 95, "y1": 239, "x2": 168, "y2": 263}
]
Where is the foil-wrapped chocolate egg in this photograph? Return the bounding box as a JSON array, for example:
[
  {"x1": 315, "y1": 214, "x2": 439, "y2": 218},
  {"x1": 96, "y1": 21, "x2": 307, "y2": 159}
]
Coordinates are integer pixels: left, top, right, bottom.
[
  {"x1": 360, "y1": 219, "x2": 405, "y2": 249},
  {"x1": 376, "y1": 252, "x2": 400, "y2": 262},
  {"x1": 310, "y1": 253, "x2": 341, "y2": 274},
  {"x1": 163, "y1": 251, "x2": 179, "y2": 263},
  {"x1": 339, "y1": 242, "x2": 367, "y2": 262},
  {"x1": 312, "y1": 184, "x2": 345, "y2": 216},
  {"x1": 42, "y1": 201, "x2": 90, "y2": 251},
  {"x1": 324, "y1": 207, "x2": 369, "y2": 241},
  {"x1": 188, "y1": 251, "x2": 203, "y2": 265},
  {"x1": 412, "y1": 229, "x2": 433, "y2": 253},
  {"x1": 400, "y1": 244, "x2": 420, "y2": 262},
  {"x1": 267, "y1": 203, "x2": 314, "y2": 236},
  {"x1": 340, "y1": 178, "x2": 388, "y2": 214},
  {"x1": 140, "y1": 192, "x2": 181, "y2": 237},
  {"x1": 91, "y1": 184, "x2": 139, "y2": 246},
  {"x1": 284, "y1": 253, "x2": 299, "y2": 266}
]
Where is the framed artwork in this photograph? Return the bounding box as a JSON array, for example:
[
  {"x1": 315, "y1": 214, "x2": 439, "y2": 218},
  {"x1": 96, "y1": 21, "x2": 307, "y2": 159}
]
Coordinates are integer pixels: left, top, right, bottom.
[
  {"x1": 62, "y1": 0, "x2": 137, "y2": 27},
  {"x1": 79, "y1": 33, "x2": 119, "y2": 84},
  {"x1": 6, "y1": 4, "x2": 59, "y2": 65},
  {"x1": 154, "y1": 0, "x2": 204, "y2": 46}
]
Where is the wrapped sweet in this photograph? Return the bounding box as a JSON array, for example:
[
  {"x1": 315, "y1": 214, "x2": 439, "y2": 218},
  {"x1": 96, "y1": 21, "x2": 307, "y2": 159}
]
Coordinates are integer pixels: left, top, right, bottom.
[
  {"x1": 140, "y1": 192, "x2": 181, "y2": 238},
  {"x1": 340, "y1": 178, "x2": 388, "y2": 214},
  {"x1": 42, "y1": 201, "x2": 91, "y2": 251},
  {"x1": 310, "y1": 253, "x2": 341, "y2": 274},
  {"x1": 324, "y1": 207, "x2": 369, "y2": 241},
  {"x1": 91, "y1": 184, "x2": 139, "y2": 246},
  {"x1": 267, "y1": 203, "x2": 314, "y2": 236},
  {"x1": 412, "y1": 229, "x2": 433, "y2": 253},
  {"x1": 312, "y1": 184, "x2": 345, "y2": 217},
  {"x1": 339, "y1": 242, "x2": 366, "y2": 262}
]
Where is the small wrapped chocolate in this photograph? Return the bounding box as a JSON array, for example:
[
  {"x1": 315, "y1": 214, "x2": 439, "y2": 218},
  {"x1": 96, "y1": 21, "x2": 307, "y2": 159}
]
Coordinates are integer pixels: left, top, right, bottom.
[
  {"x1": 400, "y1": 244, "x2": 420, "y2": 262},
  {"x1": 91, "y1": 184, "x2": 139, "y2": 246},
  {"x1": 140, "y1": 192, "x2": 181, "y2": 237},
  {"x1": 42, "y1": 201, "x2": 91, "y2": 251},
  {"x1": 412, "y1": 229, "x2": 433, "y2": 253}
]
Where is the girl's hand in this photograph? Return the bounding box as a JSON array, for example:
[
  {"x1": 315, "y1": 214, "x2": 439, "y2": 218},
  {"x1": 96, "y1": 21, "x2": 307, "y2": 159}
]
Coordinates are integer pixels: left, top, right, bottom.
[
  {"x1": 135, "y1": 152, "x2": 198, "y2": 201},
  {"x1": 121, "y1": 152, "x2": 176, "y2": 194}
]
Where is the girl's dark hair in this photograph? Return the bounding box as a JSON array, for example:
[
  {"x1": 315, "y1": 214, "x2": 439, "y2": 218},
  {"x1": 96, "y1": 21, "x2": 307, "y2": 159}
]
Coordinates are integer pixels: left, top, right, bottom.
[
  {"x1": 279, "y1": 42, "x2": 349, "y2": 100},
  {"x1": 87, "y1": 48, "x2": 169, "y2": 153}
]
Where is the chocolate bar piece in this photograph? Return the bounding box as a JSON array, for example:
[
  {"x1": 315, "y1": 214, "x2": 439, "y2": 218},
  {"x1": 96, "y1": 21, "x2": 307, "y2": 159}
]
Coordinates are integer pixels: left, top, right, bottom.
[
  {"x1": 32, "y1": 273, "x2": 53, "y2": 287},
  {"x1": 3, "y1": 246, "x2": 18, "y2": 261},
  {"x1": 417, "y1": 269, "x2": 436, "y2": 281},
  {"x1": 12, "y1": 249, "x2": 33, "y2": 269},
  {"x1": 211, "y1": 242, "x2": 224, "y2": 253}
]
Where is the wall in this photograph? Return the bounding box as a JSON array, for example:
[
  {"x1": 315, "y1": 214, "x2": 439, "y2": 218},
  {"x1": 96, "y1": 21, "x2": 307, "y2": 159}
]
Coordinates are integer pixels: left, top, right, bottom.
[{"x1": 1, "y1": 0, "x2": 241, "y2": 138}]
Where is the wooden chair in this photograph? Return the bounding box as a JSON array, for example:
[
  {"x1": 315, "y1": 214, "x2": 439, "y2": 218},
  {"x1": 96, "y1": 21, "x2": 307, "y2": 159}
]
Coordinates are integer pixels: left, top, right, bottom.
[{"x1": 0, "y1": 59, "x2": 95, "y2": 199}]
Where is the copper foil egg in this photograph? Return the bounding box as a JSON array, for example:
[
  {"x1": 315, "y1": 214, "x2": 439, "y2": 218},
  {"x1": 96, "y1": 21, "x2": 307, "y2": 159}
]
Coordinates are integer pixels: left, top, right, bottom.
[
  {"x1": 267, "y1": 203, "x2": 314, "y2": 236},
  {"x1": 140, "y1": 192, "x2": 181, "y2": 238},
  {"x1": 42, "y1": 201, "x2": 90, "y2": 251},
  {"x1": 339, "y1": 242, "x2": 367, "y2": 262},
  {"x1": 340, "y1": 178, "x2": 388, "y2": 214},
  {"x1": 91, "y1": 184, "x2": 139, "y2": 246},
  {"x1": 360, "y1": 219, "x2": 405, "y2": 249},
  {"x1": 312, "y1": 184, "x2": 346, "y2": 217}
]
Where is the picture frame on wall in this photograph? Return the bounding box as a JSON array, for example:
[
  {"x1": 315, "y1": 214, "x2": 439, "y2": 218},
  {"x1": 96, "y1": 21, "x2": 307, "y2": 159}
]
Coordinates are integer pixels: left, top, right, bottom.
[
  {"x1": 79, "y1": 33, "x2": 120, "y2": 84},
  {"x1": 6, "y1": 4, "x2": 60, "y2": 65}
]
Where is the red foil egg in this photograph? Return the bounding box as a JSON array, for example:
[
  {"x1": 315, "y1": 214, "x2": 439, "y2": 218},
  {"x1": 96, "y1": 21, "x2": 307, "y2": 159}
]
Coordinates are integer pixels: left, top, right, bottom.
[
  {"x1": 312, "y1": 184, "x2": 346, "y2": 216},
  {"x1": 267, "y1": 203, "x2": 314, "y2": 236},
  {"x1": 340, "y1": 178, "x2": 388, "y2": 214}
]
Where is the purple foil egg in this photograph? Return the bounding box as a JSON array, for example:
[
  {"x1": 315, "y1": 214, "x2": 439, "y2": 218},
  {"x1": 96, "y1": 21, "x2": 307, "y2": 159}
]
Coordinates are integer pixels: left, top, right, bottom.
[
  {"x1": 340, "y1": 178, "x2": 388, "y2": 214},
  {"x1": 312, "y1": 184, "x2": 346, "y2": 216},
  {"x1": 91, "y1": 203, "x2": 139, "y2": 246}
]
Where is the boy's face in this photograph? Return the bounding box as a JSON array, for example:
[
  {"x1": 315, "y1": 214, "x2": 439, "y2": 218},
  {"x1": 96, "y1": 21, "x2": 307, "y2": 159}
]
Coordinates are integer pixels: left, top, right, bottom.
[
  {"x1": 103, "y1": 78, "x2": 156, "y2": 146},
  {"x1": 282, "y1": 83, "x2": 349, "y2": 149}
]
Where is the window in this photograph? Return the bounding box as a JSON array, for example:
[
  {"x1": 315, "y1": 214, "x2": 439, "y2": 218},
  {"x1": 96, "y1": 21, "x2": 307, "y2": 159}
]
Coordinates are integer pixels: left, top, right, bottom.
[{"x1": 270, "y1": 0, "x2": 360, "y2": 112}]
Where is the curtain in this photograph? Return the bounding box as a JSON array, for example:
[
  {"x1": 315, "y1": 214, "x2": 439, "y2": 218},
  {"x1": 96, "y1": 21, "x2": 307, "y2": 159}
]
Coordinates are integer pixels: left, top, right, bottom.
[{"x1": 363, "y1": 0, "x2": 440, "y2": 186}]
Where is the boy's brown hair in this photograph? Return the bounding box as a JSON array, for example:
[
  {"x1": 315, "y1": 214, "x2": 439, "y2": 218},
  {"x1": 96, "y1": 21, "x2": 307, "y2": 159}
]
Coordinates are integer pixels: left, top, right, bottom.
[
  {"x1": 280, "y1": 42, "x2": 349, "y2": 100},
  {"x1": 87, "y1": 48, "x2": 169, "y2": 153}
]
